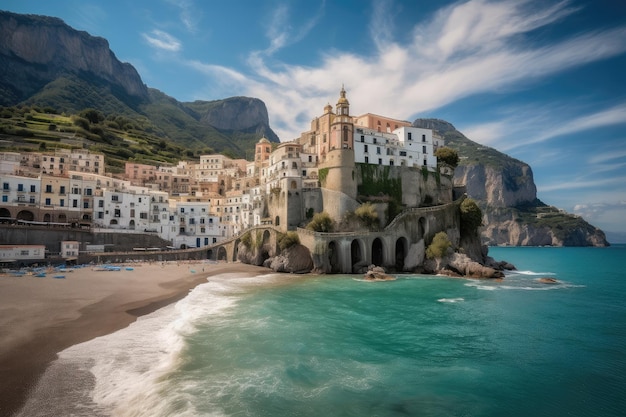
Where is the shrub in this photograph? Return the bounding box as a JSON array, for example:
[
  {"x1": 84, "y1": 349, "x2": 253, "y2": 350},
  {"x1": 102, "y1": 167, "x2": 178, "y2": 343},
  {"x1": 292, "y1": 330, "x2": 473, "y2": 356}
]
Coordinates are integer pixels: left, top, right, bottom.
[
  {"x1": 306, "y1": 211, "x2": 334, "y2": 232},
  {"x1": 460, "y1": 198, "x2": 483, "y2": 236},
  {"x1": 354, "y1": 202, "x2": 379, "y2": 229},
  {"x1": 435, "y1": 146, "x2": 460, "y2": 168},
  {"x1": 278, "y1": 231, "x2": 300, "y2": 251},
  {"x1": 426, "y1": 231, "x2": 451, "y2": 259}
]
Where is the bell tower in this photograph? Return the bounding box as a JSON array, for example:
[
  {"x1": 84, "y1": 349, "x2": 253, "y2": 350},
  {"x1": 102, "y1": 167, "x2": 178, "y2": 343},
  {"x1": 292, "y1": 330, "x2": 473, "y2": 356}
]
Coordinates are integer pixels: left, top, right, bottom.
[{"x1": 330, "y1": 86, "x2": 353, "y2": 151}]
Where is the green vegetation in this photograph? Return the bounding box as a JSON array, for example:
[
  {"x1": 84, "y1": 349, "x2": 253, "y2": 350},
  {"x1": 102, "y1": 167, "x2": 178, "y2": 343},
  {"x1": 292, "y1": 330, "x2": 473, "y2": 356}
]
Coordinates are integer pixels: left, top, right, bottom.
[
  {"x1": 460, "y1": 198, "x2": 483, "y2": 236},
  {"x1": 306, "y1": 211, "x2": 334, "y2": 233},
  {"x1": 357, "y1": 164, "x2": 402, "y2": 201},
  {"x1": 354, "y1": 202, "x2": 379, "y2": 229},
  {"x1": 278, "y1": 231, "x2": 300, "y2": 251},
  {"x1": 239, "y1": 231, "x2": 252, "y2": 248},
  {"x1": 0, "y1": 105, "x2": 196, "y2": 172},
  {"x1": 426, "y1": 231, "x2": 452, "y2": 259},
  {"x1": 435, "y1": 146, "x2": 459, "y2": 168},
  {"x1": 318, "y1": 168, "x2": 329, "y2": 186}
]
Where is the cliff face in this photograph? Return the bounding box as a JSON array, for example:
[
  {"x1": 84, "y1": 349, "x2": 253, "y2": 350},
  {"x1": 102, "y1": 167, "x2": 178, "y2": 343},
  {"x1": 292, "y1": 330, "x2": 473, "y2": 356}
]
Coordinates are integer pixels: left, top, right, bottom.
[
  {"x1": 414, "y1": 118, "x2": 609, "y2": 247},
  {"x1": 0, "y1": 11, "x2": 148, "y2": 104}
]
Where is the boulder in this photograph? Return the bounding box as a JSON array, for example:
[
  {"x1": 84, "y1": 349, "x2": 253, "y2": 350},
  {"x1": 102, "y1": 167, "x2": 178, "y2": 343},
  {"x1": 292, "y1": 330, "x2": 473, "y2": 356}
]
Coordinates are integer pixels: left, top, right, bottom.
[
  {"x1": 446, "y1": 253, "x2": 504, "y2": 279},
  {"x1": 268, "y1": 244, "x2": 313, "y2": 274},
  {"x1": 363, "y1": 265, "x2": 396, "y2": 281}
]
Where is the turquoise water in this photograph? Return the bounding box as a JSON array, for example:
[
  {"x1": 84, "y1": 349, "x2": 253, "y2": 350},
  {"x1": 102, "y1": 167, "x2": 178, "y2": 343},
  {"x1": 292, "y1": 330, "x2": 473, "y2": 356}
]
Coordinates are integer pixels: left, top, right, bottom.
[{"x1": 18, "y1": 246, "x2": 626, "y2": 416}]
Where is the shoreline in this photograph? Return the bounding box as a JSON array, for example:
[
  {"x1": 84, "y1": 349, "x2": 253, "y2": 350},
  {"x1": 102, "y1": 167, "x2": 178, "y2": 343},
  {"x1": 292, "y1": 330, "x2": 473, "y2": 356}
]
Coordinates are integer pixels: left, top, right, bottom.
[{"x1": 0, "y1": 261, "x2": 269, "y2": 417}]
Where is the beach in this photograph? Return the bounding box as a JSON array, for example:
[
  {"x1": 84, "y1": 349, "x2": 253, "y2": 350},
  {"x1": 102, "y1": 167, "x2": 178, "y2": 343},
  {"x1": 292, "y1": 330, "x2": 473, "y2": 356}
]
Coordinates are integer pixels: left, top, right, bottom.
[{"x1": 0, "y1": 261, "x2": 268, "y2": 416}]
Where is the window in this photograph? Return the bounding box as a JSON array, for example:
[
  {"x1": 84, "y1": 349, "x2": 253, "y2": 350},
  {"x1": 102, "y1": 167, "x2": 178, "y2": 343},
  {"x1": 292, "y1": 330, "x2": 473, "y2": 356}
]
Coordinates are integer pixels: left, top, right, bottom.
[
  {"x1": 373, "y1": 138, "x2": 377, "y2": 144},
  {"x1": 114, "y1": 209, "x2": 121, "y2": 217},
  {"x1": 45, "y1": 198, "x2": 51, "y2": 205},
  {"x1": 46, "y1": 185, "x2": 52, "y2": 193},
  {"x1": 130, "y1": 209, "x2": 135, "y2": 218},
  {"x1": 422, "y1": 134, "x2": 426, "y2": 142},
  {"x1": 30, "y1": 197, "x2": 35, "y2": 204},
  {"x1": 98, "y1": 200, "x2": 104, "y2": 208},
  {"x1": 361, "y1": 135, "x2": 365, "y2": 142},
  {"x1": 378, "y1": 158, "x2": 383, "y2": 165},
  {"x1": 60, "y1": 186, "x2": 65, "y2": 194},
  {"x1": 364, "y1": 144, "x2": 368, "y2": 153},
  {"x1": 365, "y1": 156, "x2": 369, "y2": 163},
  {"x1": 18, "y1": 184, "x2": 24, "y2": 191},
  {"x1": 72, "y1": 199, "x2": 78, "y2": 208},
  {"x1": 400, "y1": 151, "x2": 407, "y2": 156},
  {"x1": 1, "y1": 196, "x2": 6, "y2": 202},
  {"x1": 111, "y1": 195, "x2": 119, "y2": 202},
  {"x1": 84, "y1": 201, "x2": 89, "y2": 209},
  {"x1": 376, "y1": 147, "x2": 381, "y2": 155},
  {"x1": 30, "y1": 185, "x2": 36, "y2": 192},
  {"x1": 408, "y1": 132, "x2": 412, "y2": 141},
  {"x1": 60, "y1": 199, "x2": 65, "y2": 207},
  {"x1": 85, "y1": 188, "x2": 92, "y2": 196},
  {"x1": 423, "y1": 146, "x2": 427, "y2": 154}
]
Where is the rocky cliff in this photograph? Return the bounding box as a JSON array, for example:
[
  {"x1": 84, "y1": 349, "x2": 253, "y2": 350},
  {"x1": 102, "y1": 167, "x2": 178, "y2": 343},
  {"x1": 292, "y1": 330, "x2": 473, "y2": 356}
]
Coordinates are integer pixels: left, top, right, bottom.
[
  {"x1": 0, "y1": 11, "x2": 148, "y2": 104},
  {"x1": 0, "y1": 11, "x2": 280, "y2": 156},
  {"x1": 414, "y1": 119, "x2": 609, "y2": 247}
]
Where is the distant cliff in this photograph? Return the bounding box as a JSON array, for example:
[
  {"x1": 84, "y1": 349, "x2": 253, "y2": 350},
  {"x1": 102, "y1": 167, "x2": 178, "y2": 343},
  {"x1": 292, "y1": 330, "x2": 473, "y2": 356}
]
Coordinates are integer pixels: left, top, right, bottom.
[
  {"x1": 414, "y1": 119, "x2": 609, "y2": 247},
  {"x1": 0, "y1": 11, "x2": 148, "y2": 104}
]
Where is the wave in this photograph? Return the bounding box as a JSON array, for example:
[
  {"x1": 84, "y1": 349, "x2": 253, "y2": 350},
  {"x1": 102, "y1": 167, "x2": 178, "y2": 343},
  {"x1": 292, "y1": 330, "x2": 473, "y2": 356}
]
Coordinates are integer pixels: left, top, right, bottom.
[
  {"x1": 464, "y1": 280, "x2": 585, "y2": 292},
  {"x1": 437, "y1": 297, "x2": 465, "y2": 303},
  {"x1": 18, "y1": 273, "x2": 277, "y2": 417},
  {"x1": 506, "y1": 270, "x2": 557, "y2": 276}
]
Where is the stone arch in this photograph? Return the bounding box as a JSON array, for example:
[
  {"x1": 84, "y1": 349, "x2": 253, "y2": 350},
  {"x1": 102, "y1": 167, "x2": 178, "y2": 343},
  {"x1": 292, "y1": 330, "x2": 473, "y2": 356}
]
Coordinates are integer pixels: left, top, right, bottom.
[
  {"x1": 328, "y1": 241, "x2": 341, "y2": 273},
  {"x1": 350, "y1": 239, "x2": 364, "y2": 273},
  {"x1": 395, "y1": 237, "x2": 409, "y2": 271},
  {"x1": 43, "y1": 213, "x2": 51, "y2": 222},
  {"x1": 58, "y1": 213, "x2": 67, "y2": 223},
  {"x1": 16, "y1": 210, "x2": 34, "y2": 221},
  {"x1": 207, "y1": 249, "x2": 214, "y2": 260},
  {"x1": 110, "y1": 219, "x2": 118, "y2": 225},
  {"x1": 0, "y1": 207, "x2": 11, "y2": 220},
  {"x1": 418, "y1": 217, "x2": 427, "y2": 240},
  {"x1": 290, "y1": 180, "x2": 297, "y2": 189},
  {"x1": 217, "y1": 246, "x2": 227, "y2": 261},
  {"x1": 129, "y1": 219, "x2": 135, "y2": 230},
  {"x1": 233, "y1": 238, "x2": 240, "y2": 262},
  {"x1": 260, "y1": 230, "x2": 271, "y2": 263},
  {"x1": 372, "y1": 237, "x2": 384, "y2": 266}
]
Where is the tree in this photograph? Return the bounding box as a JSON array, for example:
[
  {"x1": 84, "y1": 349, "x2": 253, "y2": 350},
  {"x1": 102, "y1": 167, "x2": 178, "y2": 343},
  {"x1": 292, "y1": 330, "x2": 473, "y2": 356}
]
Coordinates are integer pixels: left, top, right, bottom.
[
  {"x1": 426, "y1": 231, "x2": 452, "y2": 259},
  {"x1": 79, "y1": 108, "x2": 104, "y2": 124},
  {"x1": 435, "y1": 146, "x2": 459, "y2": 168},
  {"x1": 306, "y1": 212, "x2": 334, "y2": 233},
  {"x1": 460, "y1": 198, "x2": 483, "y2": 236}
]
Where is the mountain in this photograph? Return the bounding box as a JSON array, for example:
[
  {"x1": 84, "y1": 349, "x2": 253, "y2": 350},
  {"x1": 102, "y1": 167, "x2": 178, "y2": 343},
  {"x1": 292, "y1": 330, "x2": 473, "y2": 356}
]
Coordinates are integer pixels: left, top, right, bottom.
[
  {"x1": 414, "y1": 119, "x2": 609, "y2": 247},
  {"x1": 0, "y1": 10, "x2": 279, "y2": 158}
]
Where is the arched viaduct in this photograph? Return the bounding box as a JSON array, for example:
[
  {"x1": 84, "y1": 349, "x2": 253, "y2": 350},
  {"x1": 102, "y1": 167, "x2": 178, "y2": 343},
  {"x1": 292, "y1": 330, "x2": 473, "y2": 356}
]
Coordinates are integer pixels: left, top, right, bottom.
[{"x1": 206, "y1": 198, "x2": 462, "y2": 274}]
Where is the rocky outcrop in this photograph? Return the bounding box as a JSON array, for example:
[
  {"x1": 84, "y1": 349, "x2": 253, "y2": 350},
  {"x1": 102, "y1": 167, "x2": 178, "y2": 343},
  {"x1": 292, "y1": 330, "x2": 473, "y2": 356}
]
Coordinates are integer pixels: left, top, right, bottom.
[
  {"x1": 200, "y1": 97, "x2": 268, "y2": 131},
  {"x1": 363, "y1": 265, "x2": 396, "y2": 281},
  {"x1": 264, "y1": 244, "x2": 313, "y2": 274},
  {"x1": 424, "y1": 252, "x2": 508, "y2": 279},
  {"x1": 0, "y1": 11, "x2": 148, "y2": 104},
  {"x1": 413, "y1": 118, "x2": 609, "y2": 247}
]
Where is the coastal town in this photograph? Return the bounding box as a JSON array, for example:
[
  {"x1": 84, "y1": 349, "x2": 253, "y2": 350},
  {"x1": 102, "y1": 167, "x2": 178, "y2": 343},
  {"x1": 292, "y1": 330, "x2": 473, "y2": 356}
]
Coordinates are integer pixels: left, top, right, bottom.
[{"x1": 0, "y1": 88, "x2": 451, "y2": 267}]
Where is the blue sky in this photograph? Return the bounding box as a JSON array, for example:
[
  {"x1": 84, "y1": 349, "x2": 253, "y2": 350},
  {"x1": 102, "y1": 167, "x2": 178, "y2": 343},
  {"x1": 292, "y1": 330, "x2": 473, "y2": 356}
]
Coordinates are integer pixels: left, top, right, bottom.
[{"x1": 3, "y1": 0, "x2": 626, "y2": 241}]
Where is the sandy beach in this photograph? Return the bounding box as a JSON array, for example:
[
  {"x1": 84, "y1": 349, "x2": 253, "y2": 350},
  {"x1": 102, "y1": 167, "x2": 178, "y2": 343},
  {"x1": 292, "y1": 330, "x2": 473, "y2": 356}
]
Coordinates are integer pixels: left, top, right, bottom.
[{"x1": 0, "y1": 261, "x2": 269, "y2": 416}]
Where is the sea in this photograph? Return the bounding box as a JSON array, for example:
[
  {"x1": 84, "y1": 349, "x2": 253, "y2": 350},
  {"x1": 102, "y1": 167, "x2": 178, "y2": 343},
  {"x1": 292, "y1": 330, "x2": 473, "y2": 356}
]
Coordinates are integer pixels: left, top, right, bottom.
[{"x1": 16, "y1": 245, "x2": 626, "y2": 417}]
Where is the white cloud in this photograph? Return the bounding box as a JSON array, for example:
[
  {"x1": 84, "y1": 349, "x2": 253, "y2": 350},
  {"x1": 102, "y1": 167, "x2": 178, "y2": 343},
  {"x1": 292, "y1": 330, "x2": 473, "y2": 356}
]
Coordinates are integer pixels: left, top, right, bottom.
[
  {"x1": 164, "y1": 0, "x2": 201, "y2": 32},
  {"x1": 538, "y1": 175, "x2": 626, "y2": 193},
  {"x1": 142, "y1": 29, "x2": 181, "y2": 52}
]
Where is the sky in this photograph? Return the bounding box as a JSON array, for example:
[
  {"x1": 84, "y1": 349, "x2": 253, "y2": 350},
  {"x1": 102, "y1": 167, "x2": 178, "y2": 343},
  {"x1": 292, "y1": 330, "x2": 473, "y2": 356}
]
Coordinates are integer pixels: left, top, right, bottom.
[{"x1": 3, "y1": 0, "x2": 626, "y2": 241}]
